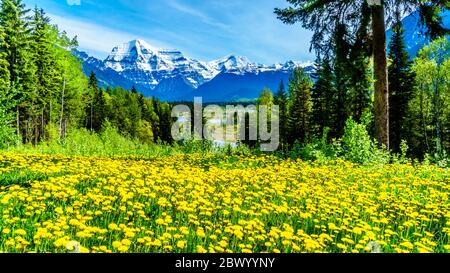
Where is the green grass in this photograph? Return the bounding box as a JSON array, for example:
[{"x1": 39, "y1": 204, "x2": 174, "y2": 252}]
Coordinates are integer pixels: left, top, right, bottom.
[{"x1": 0, "y1": 170, "x2": 50, "y2": 188}]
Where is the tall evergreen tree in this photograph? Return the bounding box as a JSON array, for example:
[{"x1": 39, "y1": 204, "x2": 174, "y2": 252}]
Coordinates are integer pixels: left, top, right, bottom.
[
  {"x1": 311, "y1": 58, "x2": 336, "y2": 138},
  {"x1": 0, "y1": 25, "x2": 9, "y2": 94},
  {"x1": 86, "y1": 71, "x2": 106, "y2": 132},
  {"x1": 388, "y1": 16, "x2": 415, "y2": 152},
  {"x1": 348, "y1": 5, "x2": 373, "y2": 123},
  {"x1": 0, "y1": 25, "x2": 14, "y2": 147},
  {"x1": 88, "y1": 71, "x2": 98, "y2": 90},
  {"x1": 274, "y1": 81, "x2": 288, "y2": 148},
  {"x1": 0, "y1": 0, "x2": 36, "y2": 140},
  {"x1": 287, "y1": 67, "x2": 313, "y2": 144},
  {"x1": 275, "y1": 0, "x2": 450, "y2": 149},
  {"x1": 348, "y1": 55, "x2": 372, "y2": 122},
  {"x1": 30, "y1": 7, "x2": 58, "y2": 143},
  {"x1": 333, "y1": 24, "x2": 351, "y2": 138}
]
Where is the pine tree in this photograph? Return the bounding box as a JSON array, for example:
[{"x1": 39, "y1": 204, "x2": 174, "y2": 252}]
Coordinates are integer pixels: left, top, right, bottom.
[
  {"x1": 154, "y1": 101, "x2": 172, "y2": 144},
  {"x1": 0, "y1": 0, "x2": 36, "y2": 141},
  {"x1": 274, "y1": 81, "x2": 288, "y2": 148},
  {"x1": 333, "y1": 24, "x2": 351, "y2": 138},
  {"x1": 0, "y1": 25, "x2": 9, "y2": 94},
  {"x1": 0, "y1": 25, "x2": 14, "y2": 147},
  {"x1": 88, "y1": 71, "x2": 99, "y2": 90},
  {"x1": 276, "y1": 0, "x2": 450, "y2": 149},
  {"x1": 124, "y1": 91, "x2": 141, "y2": 137},
  {"x1": 348, "y1": 5, "x2": 373, "y2": 123},
  {"x1": 388, "y1": 16, "x2": 415, "y2": 153},
  {"x1": 348, "y1": 55, "x2": 372, "y2": 122},
  {"x1": 87, "y1": 71, "x2": 106, "y2": 132},
  {"x1": 311, "y1": 58, "x2": 336, "y2": 138},
  {"x1": 30, "y1": 7, "x2": 58, "y2": 143},
  {"x1": 287, "y1": 67, "x2": 313, "y2": 144}
]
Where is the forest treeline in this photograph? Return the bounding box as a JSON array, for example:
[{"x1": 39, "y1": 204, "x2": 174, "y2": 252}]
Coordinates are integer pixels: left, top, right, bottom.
[
  {"x1": 273, "y1": 0, "x2": 450, "y2": 160},
  {"x1": 0, "y1": 0, "x2": 173, "y2": 147},
  {"x1": 258, "y1": 32, "x2": 450, "y2": 160},
  {"x1": 1, "y1": 0, "x2": 450, "y2": 162}
]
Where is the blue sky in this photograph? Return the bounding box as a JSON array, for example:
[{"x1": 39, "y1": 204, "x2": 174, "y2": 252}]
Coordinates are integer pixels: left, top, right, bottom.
[{"x1": 23, "y1": 0, "x2": 314, "y2": 64}]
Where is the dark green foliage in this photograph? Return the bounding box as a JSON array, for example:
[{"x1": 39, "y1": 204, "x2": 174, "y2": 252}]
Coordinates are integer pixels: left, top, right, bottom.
[
  {"x1": 311, "y1": 58, "x2": 335, "y2": 138},
  {"x1": 275, "y1": 0, "x2": 449, "y2": 150},
  {"x1": 0, "y1": 169, "x2": 51, "y2": 187},
  {"x1": 388, "y1": 18, "x2": 415, "y2": 153},
  {"x1": 0, "y1": 1, "x2": 169, "y2": 148},
  {"x1": 274, "y1": 81, "x2": 288, "y2": 148},
  {"x1": 332, "y1": 24, "x2": 351, "y2": 138},
  {"x1": 405, "y1": 37, "x2": 450, "y2": 159},
  {"x1": 0, "y1": 0, "x2": 35, "y2": 143},
  {"x1": 86, "y1": 72, "x2": 107, "y2": 132},
  {"x1": 287, "y1": 67, "x2": 312, "y2": 144},
  {"x1": 274, "y1": 1, "x2": 449, "y2": 61},
  {"x1": 2, "y1": 0, "x2": 450, "y2": 164}
]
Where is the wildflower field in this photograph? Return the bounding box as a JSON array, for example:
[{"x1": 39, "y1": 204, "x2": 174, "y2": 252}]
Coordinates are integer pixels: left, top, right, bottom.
[{"x1": 0, "y1": 152, "x2": 449, "y2": 253}]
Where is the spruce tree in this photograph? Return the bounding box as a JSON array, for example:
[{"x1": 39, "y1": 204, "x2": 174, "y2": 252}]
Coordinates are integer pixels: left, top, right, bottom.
[
  {"x1": 287, "y1": 67, "x2": 313, "y2": 144},
  {"x1": 274, "y1": 81, "x2": 288, "y2": 148},
  {"x1": 349, "y1": 55, "x2": 372, "y2": 122},
  {"x1": 333, "y1": 24, "x2": 351, "y2": 138},
  {"x1": 30, "y1": 7, "x2": 57, "y2": 143},
  {"x1": 87, "y1": 71, "x2": 106, "y2": 132},
  {"x1": 0, "y1": 0, "x2": 35, "y2": 140},
  {"x1": 348, "y1": 6, "x2": 373, "y2": 123},
  {"x1": 311, "y1": 58, "x2": 335, "y2": 138},
  {"x1": 388, "y1": 16, "x2": 415, "y2": 152},
  {"x1": 276, "y1": 0, "x2": 450, "y2": 149},
  {"x1": 0, "y1": 26, "x2": 9, "y2": 96}
]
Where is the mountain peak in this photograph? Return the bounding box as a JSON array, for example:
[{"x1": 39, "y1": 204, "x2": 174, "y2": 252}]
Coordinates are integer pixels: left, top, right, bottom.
[
  {"x1": 93, "y1": 38, "x2": 311, "y2": 96},
  {"x1": 209, "y1": 55, "x2": 254, "y2": 73},
  {"x1": 106, "y1": 39, "x2": 158, "y2": 64}
]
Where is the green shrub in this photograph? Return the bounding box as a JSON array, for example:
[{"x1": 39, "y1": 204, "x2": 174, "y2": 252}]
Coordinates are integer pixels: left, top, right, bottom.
[
  {"x1": 287, "y1": 128, "x2": 338, "y2": 161},
  {"x1": 341, "y1": 118, "x2": 375, "y2": 164},
  {"x1": 0, "y1": 108, "x2": 19, "y2": 149},
  {"x1": 424, "y1": 151, "x2": 450, "y2": 168},
  {"x1": 178, "y1": 139, "x2": 215, "y2": 154}
]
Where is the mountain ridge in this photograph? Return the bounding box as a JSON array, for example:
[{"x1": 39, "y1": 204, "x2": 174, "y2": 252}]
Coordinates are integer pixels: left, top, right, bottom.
[
  {"x1": 73, "y1": 39, "x2": 313, "y2": 102},
  {"x1": 74, "y1": 10, "x2": 449, "y2": 102}
]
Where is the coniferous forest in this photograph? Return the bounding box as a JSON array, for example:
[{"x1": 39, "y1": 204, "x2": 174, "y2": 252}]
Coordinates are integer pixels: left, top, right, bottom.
[
  {"x1": 1, "y1": 0, "x2": 450, "y2": 255},
  {"x1": 0, "y1": 0, "x2": 449, "y2": 163}
]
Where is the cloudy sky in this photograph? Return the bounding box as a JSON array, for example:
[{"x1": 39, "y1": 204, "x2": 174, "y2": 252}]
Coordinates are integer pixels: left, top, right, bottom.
[{"x1": 23, "y1": 0, "x2": 314, "y2": 64}]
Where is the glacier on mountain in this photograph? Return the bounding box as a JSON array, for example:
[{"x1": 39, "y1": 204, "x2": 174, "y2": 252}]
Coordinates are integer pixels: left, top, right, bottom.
[{"x1": 73, "y1": 39, "x2": 312, "y2": 101}]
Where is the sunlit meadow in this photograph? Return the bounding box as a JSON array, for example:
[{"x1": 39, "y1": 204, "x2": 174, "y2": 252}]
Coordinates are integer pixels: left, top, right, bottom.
[{"x1": 0, "y1": 152, "x2": 449, "y2": 253}]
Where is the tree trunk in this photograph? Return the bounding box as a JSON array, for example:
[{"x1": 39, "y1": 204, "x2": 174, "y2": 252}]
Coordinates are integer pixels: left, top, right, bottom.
[
  {"x1": 59, "y1": 76, "x2": 66, "y2": 140},
  {"x1": 433, "y1": 71, "x2": 442, "y2": 154},
  {"x1": 16, "y1": 105, "x2": 20, "y2": 140},
  {"x1": 371, "y1": 2, "x2": 390, "y2": 149},
  {"x1": 41, "y1": 108, "x2": 45, "y2": 139},
  {"x1": 90, "y1": 100, "x2": 93, "y2": 131}
]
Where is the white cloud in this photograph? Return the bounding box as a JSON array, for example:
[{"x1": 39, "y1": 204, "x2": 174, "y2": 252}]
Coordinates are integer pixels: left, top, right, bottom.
[
  {"x1": 48, "y1": 13, "x2": 169, "y2": 58},
  {"x1": 66, "y1": 0, "x2": 81, "y2": 6},
  {"x1": 166, "y1": 0, "x2": 231, "y2": 31}
]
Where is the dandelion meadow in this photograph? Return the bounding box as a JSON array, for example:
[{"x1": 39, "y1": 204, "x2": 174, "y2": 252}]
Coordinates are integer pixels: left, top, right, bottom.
[{"x1": 0, "y1": 152, "x2": 449, "y2": 253}]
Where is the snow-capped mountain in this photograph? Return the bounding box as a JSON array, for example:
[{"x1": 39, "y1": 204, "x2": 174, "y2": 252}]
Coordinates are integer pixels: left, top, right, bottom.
[
  {"x1": 103, "y1": 39, "x2": 216, "y2": 88},
  {"x1": 73, "y1": 10, "x2": 450, "y2": 102},
  {"x1": 73, "y1": 39, "x2": 312, "y2": 102}
]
